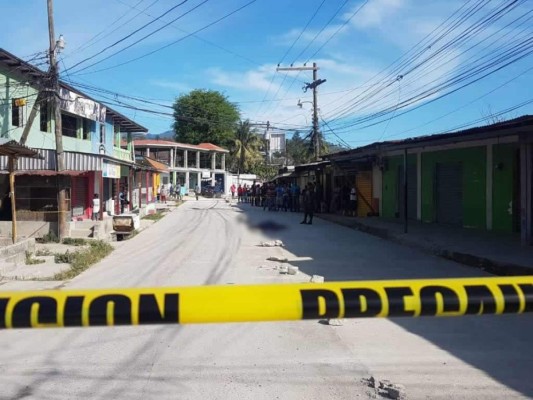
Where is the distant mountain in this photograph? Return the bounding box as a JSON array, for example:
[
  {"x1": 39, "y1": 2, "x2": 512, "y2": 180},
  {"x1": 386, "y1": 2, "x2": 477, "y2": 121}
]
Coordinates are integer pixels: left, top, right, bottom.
[{"x1": 144, "y1": 130, "x2": 175, "y2": 140}]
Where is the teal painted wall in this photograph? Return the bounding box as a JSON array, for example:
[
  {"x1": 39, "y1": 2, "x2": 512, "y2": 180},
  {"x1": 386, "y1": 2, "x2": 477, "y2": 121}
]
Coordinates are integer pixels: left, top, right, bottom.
[
  {"x1": 381, "y1": 154, "x2": 416, "y2": 218},
  {"x1": 421, "y1": 147, "x2": 486, "y2": 229},
  {"x1": 492, "y1": 143, "x2": 518, "y2": 232},
  {"x1": 0, "y1": 66, "x2": 54, "y2": 148},
  {"x1": 1, "y1": 67, "x2": 108, "y2": 155}
]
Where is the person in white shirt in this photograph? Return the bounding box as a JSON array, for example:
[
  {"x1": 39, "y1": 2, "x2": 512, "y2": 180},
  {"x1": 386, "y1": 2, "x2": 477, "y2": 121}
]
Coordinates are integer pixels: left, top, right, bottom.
[
  {"x1": 92, "y1": 194, "x2": 100, "y2": 221},
  {"x1": 349, "y1": 186, "x2": 358, "y2": 217}
]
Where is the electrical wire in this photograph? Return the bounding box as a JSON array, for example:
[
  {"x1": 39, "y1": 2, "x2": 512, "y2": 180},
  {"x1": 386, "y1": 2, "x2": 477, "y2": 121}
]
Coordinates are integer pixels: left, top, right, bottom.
[
  {"x1": 65, "y1": 0, "x2": 190, "y2": 74},
  {"x1": 69, "y1": 0, "x2": 211, "y2": 75},
  {"x1": 70, "y1": 0, "x2": 259, "y2": 76}
]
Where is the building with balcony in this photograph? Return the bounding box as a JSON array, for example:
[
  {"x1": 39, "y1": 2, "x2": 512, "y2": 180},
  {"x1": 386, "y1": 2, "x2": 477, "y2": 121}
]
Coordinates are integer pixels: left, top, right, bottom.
[
  {"x1": 131, "y1": 139, "x2": 229, "y2": 193},
  {"x1": 0, "y1": 48, "x2": 148, "y2": 237}
]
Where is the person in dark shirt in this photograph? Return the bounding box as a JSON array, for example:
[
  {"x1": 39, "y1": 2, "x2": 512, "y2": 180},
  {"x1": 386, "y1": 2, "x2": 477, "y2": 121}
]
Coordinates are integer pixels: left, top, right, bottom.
[{"x1": 300, "y1": 183, "x2": 315, "y2": 225}]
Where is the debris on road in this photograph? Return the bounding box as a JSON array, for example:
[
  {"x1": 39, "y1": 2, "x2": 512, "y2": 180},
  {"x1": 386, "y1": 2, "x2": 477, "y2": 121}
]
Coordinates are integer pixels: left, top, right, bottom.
[
  {"x1": 327, "y1": 318, "x2": 344, "y2": 326},
  {"x1": 362, "y1": 376, "x2": 407, "y2": 399},
  {"x1": 267, "y1": 256, "x2": 288, "y2": 263},
  {"x1": 310, "y1": 275, "x2": 324, "y2": 283},
  {"x1": 278, "y1": 265, "x2": 289, "y2": 274},
  {"x1": 259, "y1": 240, "x2": 284, "y2": 247}
]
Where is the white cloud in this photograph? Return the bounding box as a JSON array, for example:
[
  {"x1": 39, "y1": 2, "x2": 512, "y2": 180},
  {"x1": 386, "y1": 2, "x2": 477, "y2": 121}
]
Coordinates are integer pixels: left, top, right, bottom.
[
  {"x1": 350, "y1": 0, "x2": 406, "y2": 29},
  {"x1": 150, "y1": 79, "x2": 192, "y2": 93}
]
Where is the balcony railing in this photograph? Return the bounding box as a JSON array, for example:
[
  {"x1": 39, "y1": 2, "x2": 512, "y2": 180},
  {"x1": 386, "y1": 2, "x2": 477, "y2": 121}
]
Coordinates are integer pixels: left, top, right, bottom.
[{"x1": 113, "y1": 147, "x2": 133, "y2": 162}]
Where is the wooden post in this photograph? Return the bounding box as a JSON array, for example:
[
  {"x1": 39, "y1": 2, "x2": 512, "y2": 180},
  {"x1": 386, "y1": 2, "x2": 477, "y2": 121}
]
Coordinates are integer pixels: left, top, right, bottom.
[
  {"x1": 403, "y1": 148, "x2": 408, "y2": 234},
  {"x1": 9, "y1": 156, "x2": 17, "y2": 244}
]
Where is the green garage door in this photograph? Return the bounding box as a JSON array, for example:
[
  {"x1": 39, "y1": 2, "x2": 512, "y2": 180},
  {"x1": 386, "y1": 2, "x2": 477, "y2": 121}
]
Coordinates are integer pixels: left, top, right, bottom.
[{"x1": 436, "y1": 163, "x2": 463, "y2": 226}]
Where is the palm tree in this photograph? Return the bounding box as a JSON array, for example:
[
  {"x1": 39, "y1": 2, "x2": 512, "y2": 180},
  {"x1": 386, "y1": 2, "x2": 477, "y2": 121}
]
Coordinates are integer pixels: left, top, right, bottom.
[{"x1": 232, "y1": 120, "x2": 263, "y2": 174}]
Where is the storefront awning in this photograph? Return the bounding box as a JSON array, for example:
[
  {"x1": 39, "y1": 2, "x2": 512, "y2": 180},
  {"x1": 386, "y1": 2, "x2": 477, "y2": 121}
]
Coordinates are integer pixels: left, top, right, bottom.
[
  {"x1": 0, "y1": 139, "x2": 43, "y2": 159},
  {"x1": 135, "y1": 156, "x2": 170, "y2": 173}
]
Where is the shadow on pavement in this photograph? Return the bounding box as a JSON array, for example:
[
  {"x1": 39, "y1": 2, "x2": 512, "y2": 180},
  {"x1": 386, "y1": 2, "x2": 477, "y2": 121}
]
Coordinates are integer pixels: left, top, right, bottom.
[{"x1": 238, "y1": 204, "x2": 533, "y2": 398}]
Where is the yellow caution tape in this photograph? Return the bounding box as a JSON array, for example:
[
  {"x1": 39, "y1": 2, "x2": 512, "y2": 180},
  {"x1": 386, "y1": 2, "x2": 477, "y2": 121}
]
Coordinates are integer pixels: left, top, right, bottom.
[{"x1": 0, "y1": 276, "x2": 532, "y2": 329}]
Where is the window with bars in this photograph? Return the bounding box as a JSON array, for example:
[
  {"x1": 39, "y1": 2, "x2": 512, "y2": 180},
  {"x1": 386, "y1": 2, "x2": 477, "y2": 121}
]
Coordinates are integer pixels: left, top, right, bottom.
[
  {"x1": 62, "y1": 113, "x2": 78, "y2": 138},
  {"x1": 40, "y1": 100, "x2": 50, "y2": 132}
]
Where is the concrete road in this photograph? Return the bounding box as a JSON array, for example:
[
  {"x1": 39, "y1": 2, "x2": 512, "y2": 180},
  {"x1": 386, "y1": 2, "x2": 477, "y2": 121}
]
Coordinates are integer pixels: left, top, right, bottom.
[{"x1": 0, "y1": 199, "x2": 531, "y2": 400}]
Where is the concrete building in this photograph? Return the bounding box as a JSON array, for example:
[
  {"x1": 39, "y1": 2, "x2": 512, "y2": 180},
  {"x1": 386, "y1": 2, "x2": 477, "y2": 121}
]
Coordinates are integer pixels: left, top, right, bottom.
[
  {"x1": 326, "y1": 116, "x2": 533, "y2": 245},
  {"x1": 0, "y1": 48, "x2": 148, "y2": 238},
  {"x1": 264, "y1": 130, "x2": 286, "y2": 163},
  {"x1": 130, "y1": 139, "x2": 229, "y2": 194}
]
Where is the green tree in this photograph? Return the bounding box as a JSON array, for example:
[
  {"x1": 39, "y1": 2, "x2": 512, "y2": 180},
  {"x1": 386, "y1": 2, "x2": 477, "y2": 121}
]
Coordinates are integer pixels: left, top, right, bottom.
[
  {"x1": 231, "y1": 120, "x2": 264, "y2": 174},
  {"x1": 249, "y1": 162, "x2": 278, "y2": 181},
  {"x1": 286, "y1": 131, "x2": 312, "y2": 165},
  {"x1": 173, "y1": 89, "x2": 240, "y2": 146}
]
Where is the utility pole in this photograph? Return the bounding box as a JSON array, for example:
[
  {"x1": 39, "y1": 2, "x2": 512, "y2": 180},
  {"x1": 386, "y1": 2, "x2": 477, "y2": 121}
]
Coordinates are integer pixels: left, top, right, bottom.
[
  {"x1": 312, "y1": 63, "x2": 319, "y2": 161},
  {"x1": 277, "y1": 63, "x2": 326, "y2": 161},
  {"x1": 47, "y1": 0, "x2": 67, "y2": 239}
]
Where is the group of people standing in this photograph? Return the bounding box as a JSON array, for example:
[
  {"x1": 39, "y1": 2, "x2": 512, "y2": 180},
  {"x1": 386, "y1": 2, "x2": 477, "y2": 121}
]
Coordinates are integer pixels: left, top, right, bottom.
[
  {"x1": 157, "y1": 183, "x2": 183, "y2": 203},
  {"x1": 230, "y1": 181, "x2": 320, "y2": 225}
]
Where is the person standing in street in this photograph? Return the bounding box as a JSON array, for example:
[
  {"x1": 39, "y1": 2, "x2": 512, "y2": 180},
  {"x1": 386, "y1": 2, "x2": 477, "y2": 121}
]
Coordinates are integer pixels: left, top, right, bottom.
[
  {"x1": 176, "y1": 182, "x2": 182, "y2": 201},
  {"x1": 92, "y1": 194, "x2": 100, "y2": 221},
  {"x1": 119, "y1": 189, "x2": 129, "y2": 214},
  {"x1": 230, "y1": 183, "x2": 236, "y2": 199},
  {"x1": 195, "y1": 185, "x2": 201, "y2": 201},
  {"x1": 300, "y1": 183, "x2": 315, "y2": 225},
  {"x1": 350, "y1": 185, "x2": 358, "y2": 217}
]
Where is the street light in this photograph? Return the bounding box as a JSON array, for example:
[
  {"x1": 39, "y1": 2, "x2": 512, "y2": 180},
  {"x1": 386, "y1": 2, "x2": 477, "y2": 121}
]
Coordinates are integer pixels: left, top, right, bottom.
[{"x1": 297, "y1": 99, "x2": 313, "y2": 109}]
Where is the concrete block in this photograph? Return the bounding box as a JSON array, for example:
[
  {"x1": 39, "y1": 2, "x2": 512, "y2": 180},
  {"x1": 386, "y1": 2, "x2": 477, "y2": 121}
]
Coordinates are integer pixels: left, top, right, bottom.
[
  {"x1": 287, "y1": 265, "x2": 299, "y2": 275},
  {"x1": 327, "y1": 318, "x2": 344, "y2": 326},
  {"x1": 310, "y1": 275, "x2": 324, "y2": 283}
]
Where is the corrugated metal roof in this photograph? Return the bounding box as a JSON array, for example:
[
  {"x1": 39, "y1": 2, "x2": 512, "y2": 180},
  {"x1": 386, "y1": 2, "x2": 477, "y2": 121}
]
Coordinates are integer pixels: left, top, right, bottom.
[
  {"x1": 0, "y1": 139, "x2": 42, "y2": 159},
  {"x1": 0, "y1": 150, "x2": 102, "y2": 171},
  {"x1": 327, "y1": 115, "x2": 533, "y2": 160}
]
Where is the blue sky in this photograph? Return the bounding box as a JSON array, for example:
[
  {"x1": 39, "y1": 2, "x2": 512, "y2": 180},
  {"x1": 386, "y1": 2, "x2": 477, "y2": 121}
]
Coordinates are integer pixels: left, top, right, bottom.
[{"x1": 1, "y1": 0, "x2": 532, "y2": 147}]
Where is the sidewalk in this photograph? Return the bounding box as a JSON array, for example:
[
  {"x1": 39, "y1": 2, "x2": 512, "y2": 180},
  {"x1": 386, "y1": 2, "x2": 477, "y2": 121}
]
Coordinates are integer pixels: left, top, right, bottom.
[{"x1": 318, "y1": 213, "x2": 533, "y2": 276}]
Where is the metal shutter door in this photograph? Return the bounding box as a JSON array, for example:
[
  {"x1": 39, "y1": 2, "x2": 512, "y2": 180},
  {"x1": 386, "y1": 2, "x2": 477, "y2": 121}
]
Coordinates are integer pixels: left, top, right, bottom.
[
  {"x1": 436, "y1": 163, "x2": 463, "y2": 226},
  {"x1": 356, "y1": 171, "x2": 373, "y2": 217}
]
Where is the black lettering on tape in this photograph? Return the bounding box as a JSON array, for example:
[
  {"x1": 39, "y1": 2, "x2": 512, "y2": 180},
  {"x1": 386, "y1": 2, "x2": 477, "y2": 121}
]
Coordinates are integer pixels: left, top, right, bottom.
[
  {"x1": 0, "y1": 298, "x2": 8, "y2": 329},
  {"x1": 384, "y1": 287, "x2": 415, "y2": 317},
  {"x1": 419, "y1": 286, "x2": 461, "y2": 316},
  {"x1": 300, "y1": 289, "x2": 340, "y2": 319},
  {"x1": 12, "y1": 296, "x2": 58, "y2": 328},
  {"x1": 89, "y1": 295, "x2": 132, "y2": 326},
  {"x1": 498, "y1": 285, "x2": 521, "y2": 314},
  {"x1": 138, "y1": 294, "x2": 179, "y2": 324},
  {"x1": 341, "y1": 288, "x2": 382, "y2": 317},
  {"x1": 518, "y1": 284, "x2": 533, "y2": 312},
  {"x1": 464, "y1": 285, "x2": 496, "y2": 315},
  {"x1": 64, "y1": 296, "x2": 85, "y2": 327}
]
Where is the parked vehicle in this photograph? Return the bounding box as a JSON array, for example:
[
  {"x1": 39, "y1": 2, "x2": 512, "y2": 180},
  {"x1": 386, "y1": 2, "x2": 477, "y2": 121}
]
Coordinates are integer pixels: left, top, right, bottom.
[{"x1": 201, "y1": 185, "x2": 215, "y2": 198}]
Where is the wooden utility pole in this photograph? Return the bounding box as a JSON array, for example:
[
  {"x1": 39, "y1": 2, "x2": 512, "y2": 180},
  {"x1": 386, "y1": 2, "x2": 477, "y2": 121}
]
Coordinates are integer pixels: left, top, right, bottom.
[
  {"x1": 47, "y1": 0, "x2": 67, "y2": 239},
  {"x1": 312, "y1": 63, "x2": 319, "y2": 161},
  {"x1": 276, "y1": 64, "x2": 325, "y2": 161}
]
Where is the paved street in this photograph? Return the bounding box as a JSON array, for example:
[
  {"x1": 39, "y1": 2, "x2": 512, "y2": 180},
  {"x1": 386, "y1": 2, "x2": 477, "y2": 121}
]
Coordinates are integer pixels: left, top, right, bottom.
[{"x1": 0, "y1": 199, "x2": 532, "y2": 400}]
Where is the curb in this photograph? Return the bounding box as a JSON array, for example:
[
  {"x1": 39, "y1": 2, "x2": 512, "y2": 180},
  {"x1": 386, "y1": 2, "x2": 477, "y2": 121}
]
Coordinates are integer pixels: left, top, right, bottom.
[{"x1": 318, "y1": 215, "x2": 533, "y2": 277}]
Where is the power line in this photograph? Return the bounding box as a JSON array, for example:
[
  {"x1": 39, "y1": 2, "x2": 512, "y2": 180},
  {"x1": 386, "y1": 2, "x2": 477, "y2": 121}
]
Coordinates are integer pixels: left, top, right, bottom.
[
  {"x1": 109, "y1": 0, "x2": 265, "y2": 67},
  {"x1": 259, "y1": 0, "x2": 328, "y2": 117},
  {"x1": 65, "y1": 0, "x2": 190, "y2": 74},
  {"x1": 324, "y1": 0, "x2": 529, "y2": 129},
  {"x1": 66, "y1": 0, "x2": 153, "y2": 57},
  {"x1": 70, "y1": 0, "x2": 211, "y2": 75},
  {"x1": 305, "y1": 0, "x2": 369, "y2": 64},
  {"x1": 70, "y1": 0, "x2": 260, "y2": 76}
]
